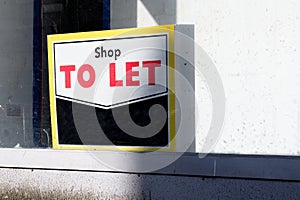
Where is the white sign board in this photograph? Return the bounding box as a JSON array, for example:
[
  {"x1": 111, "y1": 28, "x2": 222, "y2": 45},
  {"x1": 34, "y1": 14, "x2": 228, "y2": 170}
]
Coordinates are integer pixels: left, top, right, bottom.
[{"x1": 54, "y1": 34, "x2": 168, "y2": 108}]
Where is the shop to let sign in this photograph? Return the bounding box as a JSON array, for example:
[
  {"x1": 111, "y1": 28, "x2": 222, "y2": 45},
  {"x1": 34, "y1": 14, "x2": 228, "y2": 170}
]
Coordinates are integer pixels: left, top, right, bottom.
[{"x1": 47, "y1": 25, "x2": 176, "y2": 151}]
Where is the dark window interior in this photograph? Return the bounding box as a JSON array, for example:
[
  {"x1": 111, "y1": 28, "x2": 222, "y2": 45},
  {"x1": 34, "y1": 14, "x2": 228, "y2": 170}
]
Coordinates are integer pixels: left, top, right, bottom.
[{"x1": 39, "y1": 0, "x2": 104, "y2": 146}]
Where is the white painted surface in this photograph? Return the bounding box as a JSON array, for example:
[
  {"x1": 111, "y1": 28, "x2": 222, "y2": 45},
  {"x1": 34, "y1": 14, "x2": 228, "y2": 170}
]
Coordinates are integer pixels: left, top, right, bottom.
[{"x1": 111, "y1": 0, "x2": 300, "y2": 155}]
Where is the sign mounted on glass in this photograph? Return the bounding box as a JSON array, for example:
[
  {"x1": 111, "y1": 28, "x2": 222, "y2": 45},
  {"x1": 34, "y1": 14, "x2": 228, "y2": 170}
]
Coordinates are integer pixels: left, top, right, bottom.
[{"x1": 47, "y1": 24, "x2": 194, "y2": 151}]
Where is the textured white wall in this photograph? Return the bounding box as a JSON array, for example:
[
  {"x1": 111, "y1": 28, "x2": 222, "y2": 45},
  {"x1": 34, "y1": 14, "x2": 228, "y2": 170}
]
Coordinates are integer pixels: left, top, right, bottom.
[
  {"x1": 111, "y1": 0, "x2": 300, "y2": 155},
  {"x1": 0, "y1": 0, "x2": 33, "y2": 147}
]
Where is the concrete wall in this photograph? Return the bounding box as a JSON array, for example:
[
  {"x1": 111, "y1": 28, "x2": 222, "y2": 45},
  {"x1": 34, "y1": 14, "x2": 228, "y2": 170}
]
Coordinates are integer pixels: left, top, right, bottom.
[
  {"x1": 0, "y1": 0, "x2": 33, "y2": 147},
  {"x1": 111, "y1": 0, "x2": 300, "y2": 155},
  {"x1": 1, "y1": 168, "x2": 300, "y2": 199}
]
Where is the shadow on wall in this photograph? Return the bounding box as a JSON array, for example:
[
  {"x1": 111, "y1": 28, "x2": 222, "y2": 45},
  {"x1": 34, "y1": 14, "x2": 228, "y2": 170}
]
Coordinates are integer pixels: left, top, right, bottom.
[
  {"x1": 141, "y1": 0, "x2": 176, "y2": 25},
  {"x1": 111, "y1": 0, "x2": 176, "y2": 28}
]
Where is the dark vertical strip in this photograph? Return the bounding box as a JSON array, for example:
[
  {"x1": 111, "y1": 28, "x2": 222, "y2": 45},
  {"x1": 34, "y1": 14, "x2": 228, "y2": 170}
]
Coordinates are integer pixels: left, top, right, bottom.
[
  {"x1": 102, "y1": 0, "x2": 110, "y2": 30},
  {"x1": 33, "y1": 0, "x2": 42, "y2": 147}
]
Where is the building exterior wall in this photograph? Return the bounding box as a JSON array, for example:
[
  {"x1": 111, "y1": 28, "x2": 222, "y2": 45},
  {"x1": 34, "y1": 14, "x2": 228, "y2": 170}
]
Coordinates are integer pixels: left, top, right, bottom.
[
  {"x1": 112, "y1": 0, "x2": 300, "y2": 155},
  {"x1": 0, "y1": 0, "x2": 300, "y2": 199},
  {"x1": 1, "y1": 168, "x2": 300, "y2": 199}
]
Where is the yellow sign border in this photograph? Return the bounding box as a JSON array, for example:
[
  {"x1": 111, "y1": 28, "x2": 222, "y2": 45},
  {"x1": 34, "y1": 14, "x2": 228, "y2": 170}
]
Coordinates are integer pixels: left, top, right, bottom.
[{"x1": 47, "y1": 25, "x2": 175, "y2": 151}]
